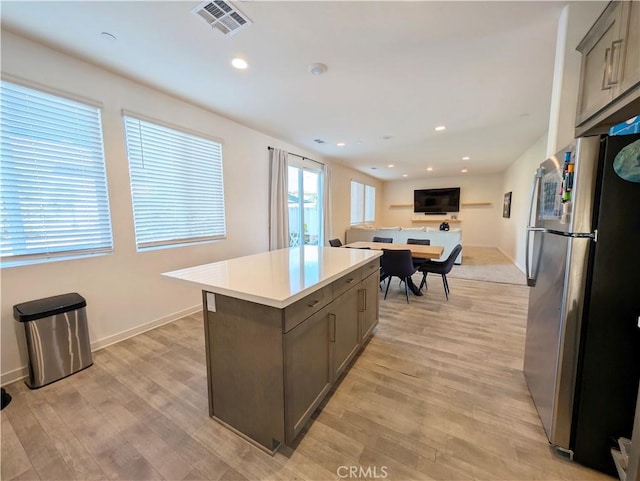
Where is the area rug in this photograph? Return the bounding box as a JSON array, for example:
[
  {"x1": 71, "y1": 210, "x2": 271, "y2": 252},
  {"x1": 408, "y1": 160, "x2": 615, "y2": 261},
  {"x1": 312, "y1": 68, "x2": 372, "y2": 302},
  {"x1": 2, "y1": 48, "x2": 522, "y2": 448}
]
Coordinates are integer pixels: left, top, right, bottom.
[{"x1": 446, "y1": 246, "x2": 526, "y2": 285}]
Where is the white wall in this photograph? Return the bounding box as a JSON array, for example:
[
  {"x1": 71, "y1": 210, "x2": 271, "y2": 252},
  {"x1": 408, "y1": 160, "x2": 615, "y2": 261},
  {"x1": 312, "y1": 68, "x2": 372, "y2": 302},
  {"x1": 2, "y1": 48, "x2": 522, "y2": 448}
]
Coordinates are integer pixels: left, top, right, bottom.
[
  {"x1": 381, "y1": 174, "x2": 504, "y2": 247},
  {"x1": 546, "y1": 1, "x2": 608, "y2": 155},
  {"x1": 0, "y1": 32, "x2": 373, "y2": 384},
  {"x1": 500, "y1": 2, "x2": 604, "y2": 271},
  {"x1": 328, "y1": 163, "x2": 383, "y2": 243},
  {"x1": 499, "y1": 134, "x2": 548, "y2": 269}
]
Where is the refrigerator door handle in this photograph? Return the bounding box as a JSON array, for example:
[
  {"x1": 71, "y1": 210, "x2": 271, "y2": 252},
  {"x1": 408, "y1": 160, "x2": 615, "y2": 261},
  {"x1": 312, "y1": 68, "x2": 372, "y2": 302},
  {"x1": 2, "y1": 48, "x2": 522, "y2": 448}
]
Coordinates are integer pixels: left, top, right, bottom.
[
  {"x1": 525, "y1": 168, "x2": 544, "y2": 286},
  {"x1": 546, "y1": 229, "x2": 595, "y2": 239}
]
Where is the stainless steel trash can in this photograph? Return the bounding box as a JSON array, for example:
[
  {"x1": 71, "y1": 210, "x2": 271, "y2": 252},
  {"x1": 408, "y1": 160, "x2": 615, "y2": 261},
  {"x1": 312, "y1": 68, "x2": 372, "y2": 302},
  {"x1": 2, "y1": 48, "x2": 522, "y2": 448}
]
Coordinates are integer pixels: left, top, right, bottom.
[{"x1": 13, "y1": 293, "x2": 93, "y2": 389}]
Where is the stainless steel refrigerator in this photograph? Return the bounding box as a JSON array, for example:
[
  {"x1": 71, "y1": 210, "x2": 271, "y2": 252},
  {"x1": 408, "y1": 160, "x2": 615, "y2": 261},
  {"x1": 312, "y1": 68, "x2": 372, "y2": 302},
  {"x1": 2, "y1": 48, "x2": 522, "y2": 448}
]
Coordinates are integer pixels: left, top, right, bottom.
[{"x1": 524, "y1": 133, "x2": 640, "y2": 475}]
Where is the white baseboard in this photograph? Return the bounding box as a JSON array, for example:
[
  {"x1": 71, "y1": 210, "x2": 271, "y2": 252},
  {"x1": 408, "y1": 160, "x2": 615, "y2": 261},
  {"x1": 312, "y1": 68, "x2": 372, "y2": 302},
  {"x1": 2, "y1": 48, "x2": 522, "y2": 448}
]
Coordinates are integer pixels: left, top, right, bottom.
[
  {"x1": 496, "y1": 246, "x2": 525, "y2": 274},
  {"x1": 1, "y1": 304, "x2": 201, "y2": 387},
  {"x1": 90, "y1": 305, "x2": 200, "y2": 351},
  {"x1": 1, "y1": 366, "x2": 29, "y2": 386}
]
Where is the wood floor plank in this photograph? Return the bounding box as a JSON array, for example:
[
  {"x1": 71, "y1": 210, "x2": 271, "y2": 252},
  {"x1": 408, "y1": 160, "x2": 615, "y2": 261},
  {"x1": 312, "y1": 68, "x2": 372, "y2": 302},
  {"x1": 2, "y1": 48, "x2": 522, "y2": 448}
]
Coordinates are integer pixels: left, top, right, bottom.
[
  {"x1": 1, "y1": 410, "x2": 34, "y2": 480},
  {"x1": 20, "y1": 389, "x2": 107, "y2": 481},
  {"x1": 3, "y1": 385, "x2": 76, "y2": 480},
  {"x1": 1, "y1": 276, "x2": 614, "y2": 481}
]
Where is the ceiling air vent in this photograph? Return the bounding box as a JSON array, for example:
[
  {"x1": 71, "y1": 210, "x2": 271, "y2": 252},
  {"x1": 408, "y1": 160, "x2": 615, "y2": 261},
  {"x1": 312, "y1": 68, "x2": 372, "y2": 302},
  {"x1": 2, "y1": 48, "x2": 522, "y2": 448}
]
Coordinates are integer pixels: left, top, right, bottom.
[{"x1": 192, "y1": 0, "x2": 252, "y2": 36}]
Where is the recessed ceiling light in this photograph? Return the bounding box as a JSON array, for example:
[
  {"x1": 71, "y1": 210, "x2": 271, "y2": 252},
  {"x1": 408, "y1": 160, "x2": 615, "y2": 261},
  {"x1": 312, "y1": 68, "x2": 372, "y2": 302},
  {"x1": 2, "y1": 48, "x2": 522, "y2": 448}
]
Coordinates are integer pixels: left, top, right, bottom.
[
  {"x1": 356, "y1": 140, "x2": 363, "y2": 144},
  {"x1": 462, "y1": 156, "x2": 470, "y2": 161},
  {"x1": 308, "y1": 62, "x2": 328, "y2": 75},
  {"x1": 461, "y1": 169, "x2": 468, "y2": 173},
  {"x1": 426, "y1": 167, "x2": 433, "y2": 171},
  {"x1": 435, "y1": 125, "x2": 446, "y2": 131},
  {"x1": 101, "y1": 32, "x2": 117, "y2": 41},
  {"x1": 388, "y1": 164, "x2": 395, "y2": 168},
  {"x1": 402, "y1": 174, "x2": 408, "y2": 177},
  {"x1": 231, "y1": 57, "x2": 248, "y2": 69},
  {"x1": 337, "y1": 142, "x2": 346, "y2": 147}
]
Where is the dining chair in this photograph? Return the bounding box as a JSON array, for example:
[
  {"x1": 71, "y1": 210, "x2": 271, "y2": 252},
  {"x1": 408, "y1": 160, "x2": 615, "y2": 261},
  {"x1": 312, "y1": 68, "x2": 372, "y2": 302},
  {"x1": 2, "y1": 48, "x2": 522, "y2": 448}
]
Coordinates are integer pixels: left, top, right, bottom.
[
  {"x1": 372, "y1": 236, "x2": 393, "y2": 243},
  {"x1": 328, "y1": 238, "x2": 343, "y2": 247},
  {"x1": 406, "y1": 238, "x2": 431, "y2": 269},
  {"x1": 380, "y1": 249, "x2": 418, "y2": 303},
  {"x1": 417, "y1": 244, "x2": 462, "y2": 300}
]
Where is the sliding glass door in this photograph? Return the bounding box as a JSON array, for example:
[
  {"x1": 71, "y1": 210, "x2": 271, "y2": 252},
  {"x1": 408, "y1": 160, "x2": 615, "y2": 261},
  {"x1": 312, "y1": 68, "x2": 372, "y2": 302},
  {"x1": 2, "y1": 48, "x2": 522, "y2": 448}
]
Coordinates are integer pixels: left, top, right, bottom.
[{"x1": 288, "y1": 160, "x2": 323, "y2": 247}]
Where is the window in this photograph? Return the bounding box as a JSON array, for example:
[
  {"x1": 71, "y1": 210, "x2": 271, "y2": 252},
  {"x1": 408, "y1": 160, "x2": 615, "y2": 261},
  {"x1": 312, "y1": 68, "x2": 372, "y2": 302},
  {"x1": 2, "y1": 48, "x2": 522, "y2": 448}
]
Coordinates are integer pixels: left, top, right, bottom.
[
  {"x1": 350, "y1": 181, "x2": 375, "y2": 224},
  {"x1": 0, "y1": 81, "x2": 113, "y2": 266},
  {"x1": 288, "y1": 159, "x2": 323, "y2": 247},
  {"x1": 124, "y1": 115, "x2": 225, "y2": 250}
]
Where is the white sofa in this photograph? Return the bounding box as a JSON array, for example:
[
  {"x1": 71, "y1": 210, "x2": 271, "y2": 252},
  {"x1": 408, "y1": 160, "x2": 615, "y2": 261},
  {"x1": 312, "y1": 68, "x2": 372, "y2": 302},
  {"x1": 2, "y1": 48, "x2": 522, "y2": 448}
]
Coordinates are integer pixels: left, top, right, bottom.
[{"x1": 345, "y1": 227, "x2": 462, "y2": 264}]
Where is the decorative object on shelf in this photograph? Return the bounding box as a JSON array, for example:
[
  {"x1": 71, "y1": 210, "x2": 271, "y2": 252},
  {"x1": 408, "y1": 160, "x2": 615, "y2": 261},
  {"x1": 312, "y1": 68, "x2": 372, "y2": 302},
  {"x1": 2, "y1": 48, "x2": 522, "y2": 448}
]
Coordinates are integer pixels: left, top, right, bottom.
[
  {"x1": 503, "y1": 192, "x2": 512, "y2": 218},
  {"x1": 439, "y1": 222, "x2": 450, "y2": 231}
]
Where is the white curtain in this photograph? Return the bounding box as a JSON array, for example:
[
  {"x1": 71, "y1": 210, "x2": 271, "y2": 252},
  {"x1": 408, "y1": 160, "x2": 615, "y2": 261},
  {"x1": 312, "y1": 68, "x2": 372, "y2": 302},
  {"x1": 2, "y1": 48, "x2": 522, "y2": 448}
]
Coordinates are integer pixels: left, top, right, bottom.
[
  {"x1": 323, "y1": 163, "x2": 333, "y2": 245},
  {"x1": 269, "y1": 148, "x2": 289, "y2": 250}
]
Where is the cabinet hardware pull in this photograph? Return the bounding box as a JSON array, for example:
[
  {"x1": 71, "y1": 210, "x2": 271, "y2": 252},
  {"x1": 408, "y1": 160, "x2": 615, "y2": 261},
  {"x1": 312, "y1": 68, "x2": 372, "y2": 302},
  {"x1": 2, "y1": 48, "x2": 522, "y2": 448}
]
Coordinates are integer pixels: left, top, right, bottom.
[
  {"x1": 346, "y1": 278, "x2": 355, "y2": 284},
  {"x1": 308, "y1": 300, "x2": 320, "y2": 308},
  {"x1": 329, "y1": 313, "x2": 336, "y2": 342},
  {"x1": 602, "y1": 47, "x2": 614, "y2": 90},
  {"x1": 363, "y1": 289, "x2": 367, "y2": 312},
  {"x1": 608, "y1": 39, "x2": 623, "y2": 86}
]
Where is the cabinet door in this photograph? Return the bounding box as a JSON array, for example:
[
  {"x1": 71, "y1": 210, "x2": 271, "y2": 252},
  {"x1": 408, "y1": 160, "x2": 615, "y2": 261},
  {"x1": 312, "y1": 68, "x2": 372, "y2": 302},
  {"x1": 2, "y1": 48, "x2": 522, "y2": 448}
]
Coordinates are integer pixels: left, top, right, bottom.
[
  {"x1": 576, "y1": 4, "x2": 620, "y2": 125},
  {"x1": 616, "y1": 0, "x2": 640, "y2": 96},
  {"x1": 283, "y1": 305, "x2": 332, "y2": 443},
  {"x1": 359, "y1": 270, "x2": 379, "y2": 343},
  {"x1": 331, "y1": 287, "x2": 360, "y2": 380}
]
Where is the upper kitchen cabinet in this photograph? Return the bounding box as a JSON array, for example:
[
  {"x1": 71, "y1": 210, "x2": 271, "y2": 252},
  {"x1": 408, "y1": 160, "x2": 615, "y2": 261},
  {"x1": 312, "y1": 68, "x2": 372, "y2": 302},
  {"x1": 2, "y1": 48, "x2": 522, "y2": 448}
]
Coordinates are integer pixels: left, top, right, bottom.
[{"x1": 575, "y1": 1, "x2": 640, "y2": 136}]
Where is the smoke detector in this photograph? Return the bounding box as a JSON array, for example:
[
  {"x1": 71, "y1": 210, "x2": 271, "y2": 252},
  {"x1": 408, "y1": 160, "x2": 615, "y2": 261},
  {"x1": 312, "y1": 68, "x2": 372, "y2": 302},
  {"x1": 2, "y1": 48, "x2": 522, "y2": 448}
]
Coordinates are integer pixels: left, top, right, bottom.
[
  {"x1": 192, "y1": 0, "x2": 252, "y2": 36},
  {"x1": 308, "y1": 63, "x2": 328, "y2": 76}
]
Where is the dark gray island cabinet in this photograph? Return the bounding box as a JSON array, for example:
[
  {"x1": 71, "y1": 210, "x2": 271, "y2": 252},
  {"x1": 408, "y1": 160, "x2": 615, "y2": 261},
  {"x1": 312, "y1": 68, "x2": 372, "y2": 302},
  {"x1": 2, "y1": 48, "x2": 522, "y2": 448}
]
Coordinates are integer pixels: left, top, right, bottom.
[{"x1": 163, "y1": 246, "x2": 381, "y2": 453}]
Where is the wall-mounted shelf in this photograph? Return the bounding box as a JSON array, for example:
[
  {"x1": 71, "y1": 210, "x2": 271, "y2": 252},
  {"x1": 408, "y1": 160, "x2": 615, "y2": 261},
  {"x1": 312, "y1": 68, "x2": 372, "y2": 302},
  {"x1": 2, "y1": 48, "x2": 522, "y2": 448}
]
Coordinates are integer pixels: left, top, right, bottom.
[
  {"x1": 390, "y1": 202, "x2": 491, "y2": 208},
  {"x1": 412, "y1": 218, "x2": 462, "y2": 224}
]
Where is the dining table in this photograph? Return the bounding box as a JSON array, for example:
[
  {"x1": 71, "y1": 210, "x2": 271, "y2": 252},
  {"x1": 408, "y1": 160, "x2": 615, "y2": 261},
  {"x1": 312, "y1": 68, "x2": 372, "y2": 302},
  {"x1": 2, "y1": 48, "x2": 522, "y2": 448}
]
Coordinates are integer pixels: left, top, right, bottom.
[
  {"x1": 343, "y1": 241, "x2": 444, "y2": 259},
  {"x1": 343, "y1": 241, "x2": 445, "y2": 296}
]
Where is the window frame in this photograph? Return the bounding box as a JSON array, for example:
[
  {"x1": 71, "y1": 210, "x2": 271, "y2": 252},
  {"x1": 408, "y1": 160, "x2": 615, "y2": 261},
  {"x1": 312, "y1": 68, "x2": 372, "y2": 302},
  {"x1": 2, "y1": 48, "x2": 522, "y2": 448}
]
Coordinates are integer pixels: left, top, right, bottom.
[
  {"x1": 123, "y1": 113, "x2": 227, "y2": 251},
  {"x1": 287, "y1": 157, "x2": 324, "y2": 247},
  {"x1": 350, "y1": 180, "x2": 376, "y2": 225},
  {"x1": 0, "y1": 80, "x2": 114, "y2": 267}
]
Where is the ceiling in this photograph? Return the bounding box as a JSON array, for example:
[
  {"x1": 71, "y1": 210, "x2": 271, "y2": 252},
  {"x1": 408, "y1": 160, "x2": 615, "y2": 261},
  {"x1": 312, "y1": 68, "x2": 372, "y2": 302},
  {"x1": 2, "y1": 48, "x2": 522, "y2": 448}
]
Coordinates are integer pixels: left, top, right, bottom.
[{"x1": 1, "y1": 1, "x2": 570, "y2": 180}]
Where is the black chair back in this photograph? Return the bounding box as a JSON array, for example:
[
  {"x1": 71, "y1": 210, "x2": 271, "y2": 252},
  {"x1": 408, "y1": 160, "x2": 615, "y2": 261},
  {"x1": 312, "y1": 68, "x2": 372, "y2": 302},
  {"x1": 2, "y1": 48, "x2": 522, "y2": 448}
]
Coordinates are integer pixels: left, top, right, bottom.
[
  {"x1": 417, "y1": 244, "x2": 463, "y2": 300},
  {"x1": 406, "y1": 238, "x2": 430, "y2": 245},
  {"x1": 372, "y1": 236, "x2": 393, "y2": 243},
  {"x1": 380, "y1": 249, "x2": 415, "y2": 278},
  {"x1": 441, "y1": 244, "x2": 463, "y2": 273},
  {"x1": 328, "y1": 238, "x2": 343, "y2": 247}
]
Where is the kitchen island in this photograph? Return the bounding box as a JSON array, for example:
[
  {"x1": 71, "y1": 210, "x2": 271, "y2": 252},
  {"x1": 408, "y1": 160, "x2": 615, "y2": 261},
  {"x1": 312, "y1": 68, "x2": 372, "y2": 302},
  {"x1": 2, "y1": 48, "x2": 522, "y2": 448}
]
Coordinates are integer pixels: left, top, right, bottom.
[{"x1": 163, "y1": 246, "x2": 382, "y2": 453}]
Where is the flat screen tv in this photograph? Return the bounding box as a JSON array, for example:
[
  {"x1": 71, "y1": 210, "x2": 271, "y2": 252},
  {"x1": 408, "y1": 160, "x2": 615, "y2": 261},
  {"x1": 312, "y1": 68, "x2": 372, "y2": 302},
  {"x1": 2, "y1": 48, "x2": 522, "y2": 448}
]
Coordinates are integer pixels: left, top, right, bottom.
[{"x1": 414, "y1": 187, "x2": 460, "y2": 213}]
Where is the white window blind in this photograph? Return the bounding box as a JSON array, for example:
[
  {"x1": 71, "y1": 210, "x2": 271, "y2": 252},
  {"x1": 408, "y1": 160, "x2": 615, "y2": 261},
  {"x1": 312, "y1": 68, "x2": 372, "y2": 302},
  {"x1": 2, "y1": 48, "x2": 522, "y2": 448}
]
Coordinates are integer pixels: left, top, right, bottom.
[
  {"x1": 0, "y1": 81, "x2": 113, "y2": 266},
  {"x1": 364, "y1": 185, "x2": 376, "y2": 222},
  {"x1": 124, "y1": 116, "x2": 226, "y2": 250},
  {"x1": 350, "y1": 181, "x2": 364, "y2": 224}
]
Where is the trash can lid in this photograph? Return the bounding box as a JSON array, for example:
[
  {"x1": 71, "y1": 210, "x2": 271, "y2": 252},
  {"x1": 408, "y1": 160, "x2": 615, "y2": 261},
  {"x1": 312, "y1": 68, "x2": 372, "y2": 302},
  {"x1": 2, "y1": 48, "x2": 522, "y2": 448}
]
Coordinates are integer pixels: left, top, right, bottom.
[{"x1": 13, "y1": 293, "x2": 86, "y2": 322}]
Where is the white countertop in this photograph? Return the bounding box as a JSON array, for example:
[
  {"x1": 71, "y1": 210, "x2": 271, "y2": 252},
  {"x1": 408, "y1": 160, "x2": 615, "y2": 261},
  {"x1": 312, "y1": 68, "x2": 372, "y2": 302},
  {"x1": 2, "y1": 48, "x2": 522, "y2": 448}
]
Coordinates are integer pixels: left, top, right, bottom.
[{"x1": 163, "y1": 246, "x2": 382, "y2": 309}]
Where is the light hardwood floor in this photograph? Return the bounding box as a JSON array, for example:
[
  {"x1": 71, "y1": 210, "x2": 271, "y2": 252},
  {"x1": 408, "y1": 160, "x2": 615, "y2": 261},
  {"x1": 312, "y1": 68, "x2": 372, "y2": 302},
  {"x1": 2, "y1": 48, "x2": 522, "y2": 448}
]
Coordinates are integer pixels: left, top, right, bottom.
[{"x1": 1, "y1": 277, "x2": 613, "y2": 481}]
